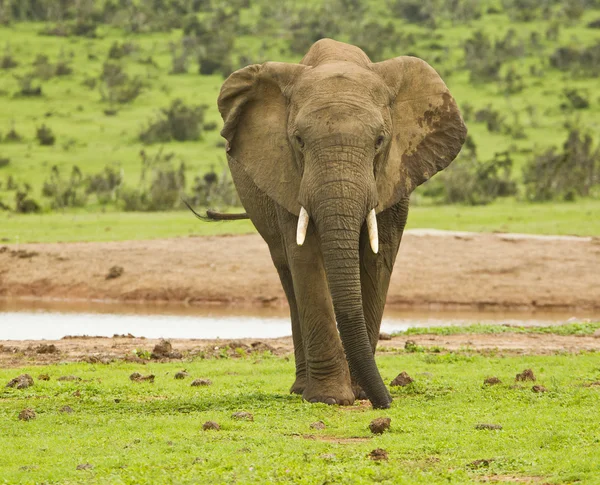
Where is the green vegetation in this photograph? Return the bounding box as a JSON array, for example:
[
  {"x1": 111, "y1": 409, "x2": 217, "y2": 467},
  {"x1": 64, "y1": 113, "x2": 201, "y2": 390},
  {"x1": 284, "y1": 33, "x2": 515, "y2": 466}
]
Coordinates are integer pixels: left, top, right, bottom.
[
  {"x1": 2, "y1": 350, "x2": 600, "y2": 484},
  {"x1": 396, "y1": 321, "x2": 600, "y2": 336},
  {"x1": 2, "y1": 197, "x2": 599, "y2": 243},
  {"x1": 0, "y1": 0, "x2": 599, "y2": 225}
]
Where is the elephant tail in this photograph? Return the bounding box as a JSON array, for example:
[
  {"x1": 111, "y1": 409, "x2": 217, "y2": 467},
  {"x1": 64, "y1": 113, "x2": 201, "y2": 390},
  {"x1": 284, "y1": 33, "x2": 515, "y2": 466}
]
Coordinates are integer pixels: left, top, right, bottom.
[{"x1": 182, "y1": 198, "x2": 249, "y2": 222}]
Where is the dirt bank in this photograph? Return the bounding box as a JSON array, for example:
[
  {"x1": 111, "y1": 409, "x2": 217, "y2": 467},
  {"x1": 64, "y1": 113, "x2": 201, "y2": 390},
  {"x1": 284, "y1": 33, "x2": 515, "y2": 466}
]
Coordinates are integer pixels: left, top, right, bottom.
[
  {"x1": 1, "y1": 230, "x2": 599, "y2": 310},
  {"x1": 2, "y1": 332, "x2": 600, "y2": 368}
]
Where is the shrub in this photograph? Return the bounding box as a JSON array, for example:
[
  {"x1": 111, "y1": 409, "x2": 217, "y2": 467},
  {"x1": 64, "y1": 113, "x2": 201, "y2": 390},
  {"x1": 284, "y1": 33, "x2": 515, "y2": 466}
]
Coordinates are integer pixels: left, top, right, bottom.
[
  {"x1": 15, "y1": 191, "x2": 41, "y2": 213},
  {"x1": 523, "y1": 129, "x2": 600, "y2": 201},
  {"x1": 474, "y1": 105, "x2": 505, "y2": 133},
  {"x1": 4, "y1": 125, "x2": 22, "y2": 142},
  {"x1": 550, "y1": 42, "x2": 600, "y2": 77},
  {"x1": 189, "y1": 166, "x2": 240, "y2": 208},
  {"x1": 108, "y1": 41, "x2": 137, "y2": 59},
  {"x1": 1, "y1": 53, "x2": 18, "y2": 69},
  {"x1": 98, "y1": 62, "x2": 144, "y2": 104},
  {"x1": 42, "y1": 165, "x2": 87, "y2": 209},
  {"x1": 36, "y1": 125, "x2": 55, "y2": 146},
  {"x1": 139, "y1": 99, "x2": 206, "y2": 144},
  {"x1": 561, "y1": 89, "x2": 590, "y2": 110},
  {"x1": 0, "y1": 158, "x2": 10, "y2": 168},
  {"x1": 14, "y1": 73, "x2": 42, "y2": 96}
]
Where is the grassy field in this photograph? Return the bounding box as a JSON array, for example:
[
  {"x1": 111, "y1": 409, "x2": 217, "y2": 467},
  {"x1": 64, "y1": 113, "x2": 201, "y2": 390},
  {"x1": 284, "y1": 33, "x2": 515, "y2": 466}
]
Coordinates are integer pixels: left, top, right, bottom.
[
  {"x1": 0, "y1": 1, "x2": 599, "y2": 221},
  {"x1": 2, "y1": 345, "x2": 600, "y2": 484},
  {"x1": 1, "y1": 198, "x2": 599, "y2": 243}
]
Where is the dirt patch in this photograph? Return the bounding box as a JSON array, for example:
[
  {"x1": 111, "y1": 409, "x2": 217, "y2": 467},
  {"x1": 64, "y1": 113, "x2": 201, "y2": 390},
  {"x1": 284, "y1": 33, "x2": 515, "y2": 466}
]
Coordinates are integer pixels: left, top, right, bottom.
[
  {"x1": 231, "y1": 411, "x2": 254, "y2": 421},
  {"x1": 302, "y1": 435, "x2": 371, "y2": 443},
  {"x1": 18, "y1": 408, "x2": 36, "y2": 421},
  {"x1": 191, "y1": 378, "x2": 212, "y2": 386},
  {"x1": 151, "y1": 340, "x2": 182, "y2": 359},
  {"x1": 1, "y1": 231, "x2": 598, "y2": 310},
  {"x1": 310, "y1": 421, "x2": 326, "y2": 430},
  {"x1": 1, "y1": 332, "x2": 600, "y2": 368},
  {"x1": 475, "y1": 423, "x2": 503, "y2": 430},
  {"x1": 202, "y1": 421, "x2": 220, "y2": 431},
  {"x1": 532, "y1": 385, "x2": 548, "y2": 393},
  {"x1": 35, "y1": 344, "x2": 59, "y2": 354},
  {"x1": 368, "y1": 448, "x2": 388, "y2": 461},
  {"x1": 130, "y1": 372, "x2": 155, "y2": 383}
]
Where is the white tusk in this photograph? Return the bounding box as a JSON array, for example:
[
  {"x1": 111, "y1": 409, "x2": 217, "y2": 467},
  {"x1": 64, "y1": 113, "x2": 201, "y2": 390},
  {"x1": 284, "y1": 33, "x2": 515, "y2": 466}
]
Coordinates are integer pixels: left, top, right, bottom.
[
  {"x1": 366, "y1": 209, "x2": 378, "y2": 254},
  {"x1": 296, "y1": 207, "x2": 309, "y2": 246}
]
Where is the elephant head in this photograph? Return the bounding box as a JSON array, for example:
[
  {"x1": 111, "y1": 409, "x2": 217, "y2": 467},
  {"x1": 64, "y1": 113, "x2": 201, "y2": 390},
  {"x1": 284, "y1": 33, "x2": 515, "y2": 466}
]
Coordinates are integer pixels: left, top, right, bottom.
[{"x1": 218, "y1": 39, "x2": 467, "y2": 408}]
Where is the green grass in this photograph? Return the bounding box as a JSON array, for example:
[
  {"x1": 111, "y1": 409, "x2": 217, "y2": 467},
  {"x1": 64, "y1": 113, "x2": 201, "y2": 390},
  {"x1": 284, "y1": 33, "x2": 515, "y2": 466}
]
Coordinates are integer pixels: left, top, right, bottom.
[
  {"x1": 1, "y1": 4, "x2": 600, "y2": 214},
  {"x1": 1, "y1": 352, "x2": 600, "y2": 484},
  {"x1": 396, "y1": 322, "x2": 600, "y2": 337},
  {"x1": 1, "y1": 198, "x2": 598, "y2": 244}
]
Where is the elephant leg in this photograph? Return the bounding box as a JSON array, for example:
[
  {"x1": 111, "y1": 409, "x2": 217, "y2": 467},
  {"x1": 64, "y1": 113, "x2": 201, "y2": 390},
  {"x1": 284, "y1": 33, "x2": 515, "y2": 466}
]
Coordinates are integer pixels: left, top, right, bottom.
[
  {"x1": 352, "y1": 200, "x2": 409, "y2": 397},
  {"x1": 274, "y1": 263, "x2": 307, "y2": 394},
  {"x1": 276, "y1": 207, "x2": 355, "y2": 406}
]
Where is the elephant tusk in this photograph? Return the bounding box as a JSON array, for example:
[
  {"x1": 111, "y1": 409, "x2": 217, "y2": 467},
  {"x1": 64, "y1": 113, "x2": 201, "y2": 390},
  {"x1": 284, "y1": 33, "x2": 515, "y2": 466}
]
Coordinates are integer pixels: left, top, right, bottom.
[
  {"x1": 296, "y1": 207, "x2": 309, "y2": 246},
  {"x1": 366, "y1": 209, "x2": 378, "y2": 254}
]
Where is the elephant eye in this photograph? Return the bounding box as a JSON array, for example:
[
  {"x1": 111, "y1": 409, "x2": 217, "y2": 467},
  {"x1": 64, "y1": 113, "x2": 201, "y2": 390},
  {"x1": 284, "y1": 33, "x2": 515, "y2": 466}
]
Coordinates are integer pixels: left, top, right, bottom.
[
  {"x1": 295, "y1": 135, "x2": 304, "y2": 148},
  {"x1": 375, "y1": 135, "x2": 385, "y2": 150}
]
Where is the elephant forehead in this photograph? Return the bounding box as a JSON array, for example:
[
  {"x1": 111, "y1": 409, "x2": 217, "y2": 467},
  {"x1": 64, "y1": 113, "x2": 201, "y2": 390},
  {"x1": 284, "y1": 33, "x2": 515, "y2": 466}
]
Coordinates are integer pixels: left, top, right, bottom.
[{"x1": 294, "y1": 62, "x2": 389, "y2": 103}]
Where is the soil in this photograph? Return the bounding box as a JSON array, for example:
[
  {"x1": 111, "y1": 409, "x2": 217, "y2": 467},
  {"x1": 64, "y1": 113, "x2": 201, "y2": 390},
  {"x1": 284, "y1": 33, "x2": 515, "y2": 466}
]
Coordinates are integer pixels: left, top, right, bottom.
[
  {"x1": 484, "y1": 377, "x2": 502, "y2": 386},
  {"x1": 18, "y1": 408, "x2": 36, "y2": 421},
  {"x1": 191, "y1": 378, "x2": 212, "y2": 386},
  {"x1": 202, "y1": 421, "x2": 220, "y2": 431},
  {"x1": 0, "y1": 230, "x2": 599, "y2": 311},
  {"x1": 6, "y1": 374, "x2": 34, "y2": 389},
  {"x1": 368, "y1": 448, "x2": 389, "y2": 461},
  {"x1": 1, "y1": 331, "x2": 600, "y2": 368}
]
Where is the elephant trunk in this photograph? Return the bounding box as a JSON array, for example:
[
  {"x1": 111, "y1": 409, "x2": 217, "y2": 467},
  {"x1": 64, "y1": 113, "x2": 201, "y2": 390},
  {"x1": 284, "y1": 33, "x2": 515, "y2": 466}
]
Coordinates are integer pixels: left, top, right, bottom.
[{"x1": 303, "y1": 148, "x2": 391, "y2": 409}]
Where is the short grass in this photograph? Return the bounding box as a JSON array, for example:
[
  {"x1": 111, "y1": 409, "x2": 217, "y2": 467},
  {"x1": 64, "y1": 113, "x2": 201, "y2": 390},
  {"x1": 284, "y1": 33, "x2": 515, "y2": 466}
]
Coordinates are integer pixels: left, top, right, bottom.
[
  {"x1": 1, "y1": 350, "x2": 600, "y2": 484},
  {"x1": 2, "y1": 198, "x2": 599, "y2": 244},
  {"x1": 397, "y1": 322, "x2": 600, "y2": 336}
]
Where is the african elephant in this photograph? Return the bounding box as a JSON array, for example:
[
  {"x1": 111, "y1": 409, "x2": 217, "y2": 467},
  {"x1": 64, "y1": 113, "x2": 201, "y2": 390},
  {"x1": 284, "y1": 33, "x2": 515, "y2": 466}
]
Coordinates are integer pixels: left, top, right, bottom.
[{"x1": 217, "y1": 39, "x2": 466, "y2": 409}]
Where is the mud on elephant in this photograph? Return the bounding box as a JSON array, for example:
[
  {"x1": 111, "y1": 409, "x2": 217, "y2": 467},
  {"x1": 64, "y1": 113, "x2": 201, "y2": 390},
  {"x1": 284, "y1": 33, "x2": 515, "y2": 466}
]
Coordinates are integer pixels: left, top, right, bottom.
[{"x1": 216, "y1": 39, "x2": 467, "y2": 408}]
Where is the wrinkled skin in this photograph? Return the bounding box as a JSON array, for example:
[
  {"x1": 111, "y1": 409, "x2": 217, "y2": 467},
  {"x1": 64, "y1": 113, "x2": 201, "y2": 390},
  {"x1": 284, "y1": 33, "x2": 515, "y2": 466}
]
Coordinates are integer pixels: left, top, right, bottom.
[{"x1": 218, "y1": 39, "x2": 467, "y2": 408}]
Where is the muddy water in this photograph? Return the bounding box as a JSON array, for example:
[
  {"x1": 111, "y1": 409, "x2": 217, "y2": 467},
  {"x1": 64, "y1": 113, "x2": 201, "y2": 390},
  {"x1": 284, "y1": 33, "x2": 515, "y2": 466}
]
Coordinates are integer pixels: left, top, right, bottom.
[{"x1": 0, "y1": 298, "x2": 597, "y2": 341}]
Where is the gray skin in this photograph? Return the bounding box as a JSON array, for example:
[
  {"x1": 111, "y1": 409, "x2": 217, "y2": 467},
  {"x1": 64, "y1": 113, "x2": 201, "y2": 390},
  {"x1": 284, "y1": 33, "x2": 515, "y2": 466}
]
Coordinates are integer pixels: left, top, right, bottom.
[{"x1": 218, "y1": 39, "x2": 467, "y2": 409}]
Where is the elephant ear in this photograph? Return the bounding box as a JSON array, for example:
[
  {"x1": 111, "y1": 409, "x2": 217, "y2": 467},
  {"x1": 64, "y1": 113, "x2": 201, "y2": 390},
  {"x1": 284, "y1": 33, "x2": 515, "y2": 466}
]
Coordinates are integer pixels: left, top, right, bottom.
[
  {"x1": 218, "y1": 62, "x2": 308, "y2": 216},
  {"x1": 370, "y1": 57, "x2": 467, "y2": 211}
]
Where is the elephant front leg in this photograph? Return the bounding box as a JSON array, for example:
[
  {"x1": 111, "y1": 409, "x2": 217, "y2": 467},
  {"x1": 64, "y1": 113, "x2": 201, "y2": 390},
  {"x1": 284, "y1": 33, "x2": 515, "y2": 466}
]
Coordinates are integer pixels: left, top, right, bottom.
[{"x1": 278, "y1": 209, "x2": 355, "y2": 406}]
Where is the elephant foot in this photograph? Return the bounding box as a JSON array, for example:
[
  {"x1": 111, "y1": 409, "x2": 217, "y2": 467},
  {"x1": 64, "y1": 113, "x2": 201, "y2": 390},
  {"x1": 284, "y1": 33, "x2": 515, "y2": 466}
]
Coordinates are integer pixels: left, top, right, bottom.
[
  {"x1": 302, "y1": 381, "x2": 355, "y2": 406},
  {"x1": 290, "y1": 375, "x2": 307, "y2": 395},
  {"x1": 352, "y1": 382, "x2": 368, "y2": 400}
]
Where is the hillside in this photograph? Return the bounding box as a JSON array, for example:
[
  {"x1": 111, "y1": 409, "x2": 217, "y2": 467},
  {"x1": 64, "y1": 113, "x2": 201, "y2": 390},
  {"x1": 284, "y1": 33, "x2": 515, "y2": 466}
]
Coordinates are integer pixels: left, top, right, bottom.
[{"x1": 0, "y1": 0, "x2": 599, "y2": 213}]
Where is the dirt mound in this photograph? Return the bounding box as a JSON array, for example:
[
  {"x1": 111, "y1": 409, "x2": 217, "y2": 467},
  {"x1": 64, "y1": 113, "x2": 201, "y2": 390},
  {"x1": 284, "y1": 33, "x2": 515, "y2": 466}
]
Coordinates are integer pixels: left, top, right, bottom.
[
  {"x1": 1, "y1": 231, "x2": 598, "y2": 310},
  {"x1": 151, "y1": 340, "x2": 182, "y2": 359},
  {"x1": 368, "y1": 448, "x2": 388, "y2": 461},
  {"x1": 515, "y1": 369, "x2": 536, "y2": 382},
  {"x1": 484, "y1": 376, "x2": 502, "y2": 386},
  {"x1": 369, "y1": 417, "x2": 391, "y2": 434},
  {"x1": 390, "y1": 371, "x2": 413, "y2": 387},
  {"x1": 6, "y1": 374, "x2": 34, "y2": 389}
]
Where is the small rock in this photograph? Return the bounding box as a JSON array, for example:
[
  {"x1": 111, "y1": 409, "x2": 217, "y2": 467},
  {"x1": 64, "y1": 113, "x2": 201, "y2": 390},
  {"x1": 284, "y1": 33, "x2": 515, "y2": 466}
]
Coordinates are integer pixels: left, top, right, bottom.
[
  {"x1": 515, "y1": 369, "x2": 536, "y2": 382},
  {"x1": 390, "y1": 371, "x2": 413, "y2": 387},
  {"x1": 38, "y1": 374, "x2": 50, "y2": 381},
  {"x1": 310, "y1": 421, "x2": 326, "y2": 430},
  {"x1": 191, "y1": 378, "x2": 212, "y2": 387},
  {"x1": 105, "y1": 266, "x2": 124, "y2": 280},
  {"x1": 231, "y1": 411, "x2": 254, "y2": 421},
  {"x1": 474, "y1": 423, "x2": 502, "y2": 430},
  {"x1": 18, "y1": 409, "x2": 36, "y2": 421},
  {"x1": 532, "y1": 385, "x2": 547, "y2": 393},
  {"x1": 58, "y1": 375, "x2": 81, "y2": 382},
  {"x1": 368, "y1": 448, "x2": 388, "y2": 461},
  {"x1": 76, "y1": 463, "x2": 93, "y2": 470},
  {"x1": 369, "y1": 417, "x2": 391, "y2": 434},
  {"x1": 379, "y1": 332, "x2": 392, "y2": 341},
  {"x1": 60, "y1": 405, "x2": 74, "y2": 414},
  {"x1": 6, "y1": 374, "x2": 34, "y2": 389},
  {"x1": 174, "y1": 371, "x2": 190, "y2": 380},
  {"x1": 203, "y1": 421, "x2": 220, "y2": 431},
  {"x1": 484, "y1": 376, "x2": 502, "y2": 386}
]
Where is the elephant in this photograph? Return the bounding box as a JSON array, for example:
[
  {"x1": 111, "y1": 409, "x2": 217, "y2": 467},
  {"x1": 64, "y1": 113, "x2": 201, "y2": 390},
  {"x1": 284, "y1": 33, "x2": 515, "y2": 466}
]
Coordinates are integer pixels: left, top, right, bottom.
[{"x1": 215, "y1": 39, "x2": 467, "y2": 409}]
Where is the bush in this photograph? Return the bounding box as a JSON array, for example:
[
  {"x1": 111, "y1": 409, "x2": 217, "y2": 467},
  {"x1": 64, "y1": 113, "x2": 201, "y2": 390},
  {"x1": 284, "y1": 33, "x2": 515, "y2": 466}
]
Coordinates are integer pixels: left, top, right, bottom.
[
  {"x1": 42, "y1": 165, "x2": 87, "y2": 209},
  {"x1": 36, "y1": 124, "x2": 55, "y2": 146},
  {"x1": 15, "y1": 191, "x2": 41, "y2": 213},
  {"x1": 550, "y1": 42, "x2": 600, "y2": 77},
  {"x1": 98, "y1": 61, "x2": 144, "y2": 104},
  {"x1": 4, "y1": 126, "x2": 22, "y2": 142},
  {"x1": 86, "y1": 166, "x2": 123, "y2": 204},
  {"x1": 108, "y1": 41, "x2": 137, "y2": 59},
  {"x1": 188, "y1": 166, "x2": 240, "y2": 208},
  {"x1": 1, "y1": 53, "x2": 18, "y2": 69},
  {"x1": 474, "y1": 105, "x2": 505, "y2": 133},
  {"x1": 523, "y1": 129, "x2": 600, "y2": 201},
  {"x1": 140, "y1": 99, "x2": 206, "y2": 144},
  {"x1": 14, "y1": 73, "x2": 42, "y2": 96},
  {"x1": 561, "y1": 89, "x2": 590, "y2": 110},
  {"x1": 0, "y1": 158, "x2": 10, "y2": 168}
]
